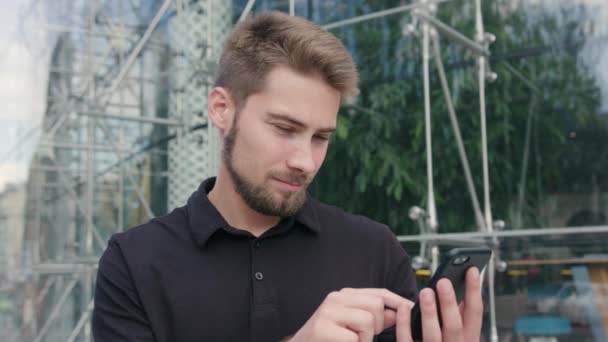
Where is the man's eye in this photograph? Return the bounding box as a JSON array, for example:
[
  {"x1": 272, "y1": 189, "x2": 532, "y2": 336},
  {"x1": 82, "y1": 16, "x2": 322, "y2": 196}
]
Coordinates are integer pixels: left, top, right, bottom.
[
  {"x1": 274, "y1": 125, "x2": 293, "y2": 133},
  {"x1": 314, "y1": 135, "x2": 330, "y2": 141}
]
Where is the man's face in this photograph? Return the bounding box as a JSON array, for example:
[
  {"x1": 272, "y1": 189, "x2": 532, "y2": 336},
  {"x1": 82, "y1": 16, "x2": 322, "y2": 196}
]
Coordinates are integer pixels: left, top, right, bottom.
[{"x1": 222, "y1": 66, "x2": 341, "y2": 217}]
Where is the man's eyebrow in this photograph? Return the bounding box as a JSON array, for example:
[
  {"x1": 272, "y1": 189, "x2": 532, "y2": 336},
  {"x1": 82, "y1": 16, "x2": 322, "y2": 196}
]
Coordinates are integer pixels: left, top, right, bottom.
[{"x1": 266, "y1": 112, "x2": 336, "y2": 133}]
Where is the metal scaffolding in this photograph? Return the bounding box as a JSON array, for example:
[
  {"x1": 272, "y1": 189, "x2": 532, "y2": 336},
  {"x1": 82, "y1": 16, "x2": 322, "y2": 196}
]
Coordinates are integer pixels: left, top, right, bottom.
[
  {"x1": 14, "y1": 0, "x2": 230, "y2": 340},
  {"x1": 3, "y1": 0, "x2": 605, "y2": 341}
]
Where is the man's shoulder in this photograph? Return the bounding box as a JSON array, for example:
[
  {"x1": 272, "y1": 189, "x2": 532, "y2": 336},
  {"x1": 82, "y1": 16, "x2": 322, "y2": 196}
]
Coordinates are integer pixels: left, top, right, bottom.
[
  {"x1": 109, "y1": 206, "x2": 191, "y2": 250},
  {"x1": 308, "y1": 197, "x2": 394, "y2": 240}
]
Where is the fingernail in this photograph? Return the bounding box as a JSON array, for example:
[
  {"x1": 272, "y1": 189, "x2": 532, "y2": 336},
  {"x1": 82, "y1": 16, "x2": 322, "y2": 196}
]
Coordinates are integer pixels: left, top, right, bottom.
[
  {"x1": 437, "y1": 279, "x2": 452, "y2": 296},
  {"x1": 421, "y1": 289, "x2": 434, "y2": 304},
  {"x1": 470, "y1": 267, "x2": 480, "y2": 281}
]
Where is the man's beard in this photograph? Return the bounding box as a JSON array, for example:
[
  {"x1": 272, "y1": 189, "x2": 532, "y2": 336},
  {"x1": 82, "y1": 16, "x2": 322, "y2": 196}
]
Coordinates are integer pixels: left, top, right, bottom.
[{"x1": 222, "y1": 120, "x2": 309, "y2": 217}]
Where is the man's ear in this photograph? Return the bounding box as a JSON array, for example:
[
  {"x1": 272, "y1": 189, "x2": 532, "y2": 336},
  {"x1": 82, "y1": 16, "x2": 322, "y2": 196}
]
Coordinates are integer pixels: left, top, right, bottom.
[{"x1": 208, "y1": 87, "x2": 236, "y2": 135}]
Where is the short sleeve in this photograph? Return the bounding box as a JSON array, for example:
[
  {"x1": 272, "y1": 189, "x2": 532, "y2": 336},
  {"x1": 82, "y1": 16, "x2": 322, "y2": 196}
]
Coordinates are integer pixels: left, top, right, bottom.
[{"x1": 92, "y1": 236, "x2": 156, "y2": 341}]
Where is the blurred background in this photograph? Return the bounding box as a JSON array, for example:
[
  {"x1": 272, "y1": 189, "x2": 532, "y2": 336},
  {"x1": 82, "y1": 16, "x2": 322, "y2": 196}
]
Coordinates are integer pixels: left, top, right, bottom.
[{"x1": 0, "y1": 0, "x2": 606, "y2": 341}]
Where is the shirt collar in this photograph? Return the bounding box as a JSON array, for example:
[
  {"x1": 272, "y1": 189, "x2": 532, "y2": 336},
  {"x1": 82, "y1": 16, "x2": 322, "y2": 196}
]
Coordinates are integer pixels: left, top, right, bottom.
[{"x1": 187, "y1": 177, "x2": 321, "y2": 247}]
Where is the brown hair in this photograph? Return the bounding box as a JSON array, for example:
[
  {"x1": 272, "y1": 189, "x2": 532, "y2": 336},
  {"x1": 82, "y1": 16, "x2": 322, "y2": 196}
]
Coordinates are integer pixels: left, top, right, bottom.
[{"x1": 215, "y1": 11, "x2": 359, "y2": 109}]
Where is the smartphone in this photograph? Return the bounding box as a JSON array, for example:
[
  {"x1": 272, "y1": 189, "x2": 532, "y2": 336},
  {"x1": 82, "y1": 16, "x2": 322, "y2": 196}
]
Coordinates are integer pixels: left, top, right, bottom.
[{"x1": 410, "y1": 247, "x2": 492, "y2": 341}]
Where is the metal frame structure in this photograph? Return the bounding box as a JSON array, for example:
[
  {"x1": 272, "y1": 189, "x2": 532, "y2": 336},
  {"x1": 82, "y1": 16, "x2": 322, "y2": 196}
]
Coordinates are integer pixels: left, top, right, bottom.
[
  {"x1": 9, "y1": 0, "x2": 232, "y2": 340},
  {"x1": 14, "y1": 1, "x2": 197, "y2": 340},
  {"x1": 2, "y1": 0, "x2": 605, "y2": 341}
]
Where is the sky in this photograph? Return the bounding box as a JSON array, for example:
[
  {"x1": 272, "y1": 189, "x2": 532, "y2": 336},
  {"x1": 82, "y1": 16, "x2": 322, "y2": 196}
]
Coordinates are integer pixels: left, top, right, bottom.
[
  {"x1": 0, "y1": 0, "x2": 48, "y2": 192},
  {"x1": 0, "y1": 0, "x2": 607, "y2": 192}
]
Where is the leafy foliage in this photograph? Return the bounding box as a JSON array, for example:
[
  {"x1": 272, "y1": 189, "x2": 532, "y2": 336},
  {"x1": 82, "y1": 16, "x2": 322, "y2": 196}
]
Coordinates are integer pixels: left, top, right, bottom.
[{"x1": 311, "y1": 0, "x2": 605, "y2": 234}]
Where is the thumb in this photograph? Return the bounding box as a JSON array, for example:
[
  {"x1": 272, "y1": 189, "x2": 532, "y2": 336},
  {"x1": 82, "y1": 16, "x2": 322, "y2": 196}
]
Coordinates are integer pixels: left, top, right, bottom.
[
  {"x1": 383, "y1": 309, "x2": 397, "y2": 330},
  {"x1": 396, "y1": 302, "x2": 413, "y2": 342}
]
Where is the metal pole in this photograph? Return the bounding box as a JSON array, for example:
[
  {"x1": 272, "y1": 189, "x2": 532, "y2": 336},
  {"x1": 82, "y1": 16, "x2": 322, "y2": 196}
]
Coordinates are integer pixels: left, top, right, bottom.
[
  {"x1": 83, "y1": 117, "x2": 95, "y2": 342},
  {"x1": 96, "y1": 120, "x2": 156, "y2": 219},
  {"x1": 35, "y1": 275, "x2": 56, "y2": 307},
  {"x1": 46, "y1": 44, "x2": 114, "y2": 139},
  {"x1": 238, "y1": 0, "x2": 256, "y2": 23},
  {"x1": 38, "y1": 141, "x2": 129, "y2": 152},
  {"x1": 289, "y1": 0, "x2": 294, "y2": 16},
  {"x1": 502, "y1": 62, "x2": 540, "y2": 94},
  {"x1": 422, "y1": 13, "x2": 437, "y2": 231},
  {"x1": 322, "y1": 1, "x2": 452, "y2": 31},
  {"x1": 46, "y1": 157, "x2": 106, "y2": 249},
  {"x1": 421, "y1": 2, "x2": 439, "y2": 273},
  {"x1": 431, "y1": 34, "x2": 485, "y2": 230},
  {"x1": 33, "y1": 278, "x2": 78, "y2": 342},
  {"x1": 66, "y1": 299, "x2": 95, "y2": 342},
  {"x1": 415, "y1": 11, "x2": 488, "y2": 56},
  {"x1": 82, "y1": 3, "x2": 97, "y2": 339},
  {"x1": 30, "y1": 143, "x2": 44, "y2": 339},
  {"x1": 79, "y1": 111, "x2": 181, "y2": 126},
  {"x1": 398, "y1": 224, "x2": 608, "y2": 242},
  {"x1": 44, "y1": 23, "x2": 164, "y2": 43},
  {"x1": 99, "y1": 0, "x2": 172, "y2": 100},
  {"x1": 474, "y1": 0, "x2": 497, "y2": 339},
  {"x1": 33, "y1": 263, "x2": 96, "y2": 275},
  {"x1": 515, "y1": 94, "x2": 537, "y2": 229},
  {"x1": 118, "y1": 105, "x2": 125, "y2": 233}
]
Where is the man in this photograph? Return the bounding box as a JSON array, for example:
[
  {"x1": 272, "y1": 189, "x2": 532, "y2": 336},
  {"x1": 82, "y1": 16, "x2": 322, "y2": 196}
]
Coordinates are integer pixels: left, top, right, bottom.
[{"x1": 93, "y1": 11, "x2": 483, "y2": 342}]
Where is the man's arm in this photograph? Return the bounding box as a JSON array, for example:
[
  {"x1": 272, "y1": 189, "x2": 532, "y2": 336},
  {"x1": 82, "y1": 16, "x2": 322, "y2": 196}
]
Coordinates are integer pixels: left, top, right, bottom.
[{"x1": 92, "y1": 236, "x2": 156, "y2": 341}]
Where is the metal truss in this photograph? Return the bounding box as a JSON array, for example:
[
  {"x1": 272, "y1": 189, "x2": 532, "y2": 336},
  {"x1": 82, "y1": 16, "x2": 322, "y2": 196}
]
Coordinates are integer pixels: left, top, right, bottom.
[{"x1": 16, "y1": 0, "x2": 182, "y2": 340}]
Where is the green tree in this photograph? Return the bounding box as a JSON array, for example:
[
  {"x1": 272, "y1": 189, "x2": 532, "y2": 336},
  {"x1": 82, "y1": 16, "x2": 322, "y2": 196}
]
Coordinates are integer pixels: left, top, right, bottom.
[{"x1": 310, "y1": 0, "x2": 605, "y2": 234}]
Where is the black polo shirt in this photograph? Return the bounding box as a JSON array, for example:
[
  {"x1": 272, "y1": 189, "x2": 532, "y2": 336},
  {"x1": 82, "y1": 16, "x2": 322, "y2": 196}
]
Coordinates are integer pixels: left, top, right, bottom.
[{"x1": 93, "y1": 177, "x2": 417, "y2": 342}]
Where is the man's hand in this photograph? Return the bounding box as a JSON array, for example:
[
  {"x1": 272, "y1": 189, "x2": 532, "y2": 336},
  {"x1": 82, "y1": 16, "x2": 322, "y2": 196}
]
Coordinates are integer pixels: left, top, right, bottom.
[
  {"x1": 289, "y1": 288, "x2": 412, "y2": 342},
  {"x1": 290, "y1": 267, "x2": 482, "y2": 342},
  {"x1": 396, "y1": 267, "x2": 484, "y2": 341}
]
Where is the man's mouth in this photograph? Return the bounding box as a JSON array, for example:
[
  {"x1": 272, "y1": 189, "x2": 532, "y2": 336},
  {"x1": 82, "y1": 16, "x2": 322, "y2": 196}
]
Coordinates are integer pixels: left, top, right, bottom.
[{"x1": 272, "y1": 177, "x2": 305, "y2": 192}]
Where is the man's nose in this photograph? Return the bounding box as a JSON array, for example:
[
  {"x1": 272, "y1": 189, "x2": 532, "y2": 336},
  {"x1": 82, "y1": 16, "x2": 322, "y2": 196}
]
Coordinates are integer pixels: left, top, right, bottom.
[{"x1": 286, "y1": 142, "x2": 316, "y2": 174}]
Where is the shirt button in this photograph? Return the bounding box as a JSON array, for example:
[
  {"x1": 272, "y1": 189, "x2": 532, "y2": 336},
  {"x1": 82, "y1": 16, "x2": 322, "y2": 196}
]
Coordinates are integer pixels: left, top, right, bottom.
[
  {"x1": 254, "y1": 241, "x2": 261, "y2": 249},
  {"x1": 254, "y1": 272, "x2": 264, "y2": 281}
]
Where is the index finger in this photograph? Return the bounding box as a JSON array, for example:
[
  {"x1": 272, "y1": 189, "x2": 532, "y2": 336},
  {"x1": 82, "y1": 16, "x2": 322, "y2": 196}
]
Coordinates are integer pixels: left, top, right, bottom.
[
  {"x1": 396, "y1": 302, "x2": 414, "y2": 342},
  {"x1": 341, "y1": 288, "x2": 412, "y2": 311},
  {"x1": 462, "y1": 267, "x2": 483, "y2": 340}
]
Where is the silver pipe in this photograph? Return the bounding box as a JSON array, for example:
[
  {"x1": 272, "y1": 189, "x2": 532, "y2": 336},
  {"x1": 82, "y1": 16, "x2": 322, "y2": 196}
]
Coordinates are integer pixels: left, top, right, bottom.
[
  {"x1": 33, "y1": 278, "x2": 78, "y2": 342},
  {"x1": 46, "y1": 157, "x2": 106, "y2": 249},
  {"x1": 38, "y1": 141, "x2": 129, "y2": 152},
  {"x1": 474, "y1": 0, "x2": 497, "y2": 338},
  {"x1": 82, "y1": 268, "x2": 93, "y2": 342},
  {"x1": 101, "y1": 0, "x2": 172, "y2": 100},
  {"x1": 415, "y1": 11, "x2": 489, "y2": 56},
  {"x1": 33, "y1": 264, "x2": 97, "y2": 275},
  {"x1": 431, "y1": 34, "x2": 485, "y2": 230},
  {"x1": 422, "y1": 20, "x2": 438, "y2": 230},
  {"x1": 502, "y1": 62, "x2": 540, "y2": 94},
  {"x1": 66, "y1": 299, "x2": 95, "y2": 342},
  {"x1": 289, "y1": 0, "x2": 294, "y2": 16},
  {"x1": 239, "y1": 0, "x2": 256, "y2": 23},
  {"x1": 35, "y1": 276, "x2": 56, "y2": 307},
  {"x1": 426, "y1": 238, "x2": 489, "y2": 247},
  {"x1": 119, "y1": 122, "x2": 125, "y2": 233},
  {"x1": 44, "y1": 24, "x2": 165, "y2": 46},
  {"x1": 79, "y1": 110, "x2": 181, "y2": 126},
  {"x1": 96, "y1": 120, "x2": 156, "y2": 220},
  {"x1": 398, "y1": 224, "x2": 608, "y2": 241},
  {"x1": 322, "y1": 2, "x2": 453, "y2": 31},
  {"x1": 515, "y1": 95, "x2": 537, "y2": 228}
]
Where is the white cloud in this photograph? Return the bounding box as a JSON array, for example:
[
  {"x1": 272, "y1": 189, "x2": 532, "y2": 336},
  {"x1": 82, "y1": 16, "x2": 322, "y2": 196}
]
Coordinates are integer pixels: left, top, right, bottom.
[
  {"x1": 0, "y1": 0, "x2": 48, "y2": 189},
  {"x1": 0, "y1": 161, "x2": 29, "y2": 192}
]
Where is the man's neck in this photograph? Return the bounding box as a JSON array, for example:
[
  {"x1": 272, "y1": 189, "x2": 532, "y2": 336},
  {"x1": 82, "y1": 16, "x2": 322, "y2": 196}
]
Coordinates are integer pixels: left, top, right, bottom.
[{"x1": 207, "y1": 167, "x2": 281, "y2": 237}]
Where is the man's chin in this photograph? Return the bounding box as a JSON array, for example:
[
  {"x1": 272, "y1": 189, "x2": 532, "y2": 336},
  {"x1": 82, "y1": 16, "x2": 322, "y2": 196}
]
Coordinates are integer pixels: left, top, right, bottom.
[{"x1": 266, "y1": 192, "x2": 306, "y2": 216}]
